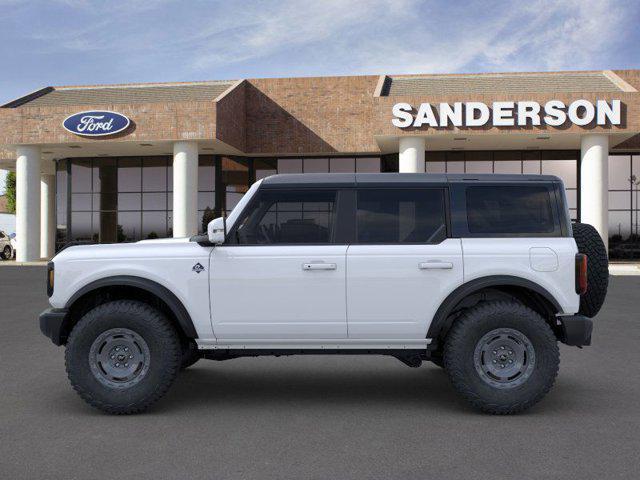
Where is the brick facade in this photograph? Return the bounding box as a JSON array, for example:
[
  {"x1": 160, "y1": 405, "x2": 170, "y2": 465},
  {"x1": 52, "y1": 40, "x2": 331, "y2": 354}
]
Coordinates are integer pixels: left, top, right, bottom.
[{"x1": 0, "y1": 70, "x2": 638, "y2": 157}]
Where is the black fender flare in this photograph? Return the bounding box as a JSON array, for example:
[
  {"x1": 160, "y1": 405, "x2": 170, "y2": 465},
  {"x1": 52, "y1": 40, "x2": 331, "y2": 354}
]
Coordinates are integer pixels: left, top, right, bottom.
[
  {"x1": 65, "y1": 275, "x2": 198, "y2": 338},
  {"x1": 426, "y1": 275, "x2": 562, "y2": 341}
]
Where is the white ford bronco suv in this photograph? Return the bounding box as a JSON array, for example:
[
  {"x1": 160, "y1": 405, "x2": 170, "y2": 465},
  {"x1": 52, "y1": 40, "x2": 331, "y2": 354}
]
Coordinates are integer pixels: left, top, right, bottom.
[{"x1": 40, "y1": 173, "x2": 608, "y2": 415}]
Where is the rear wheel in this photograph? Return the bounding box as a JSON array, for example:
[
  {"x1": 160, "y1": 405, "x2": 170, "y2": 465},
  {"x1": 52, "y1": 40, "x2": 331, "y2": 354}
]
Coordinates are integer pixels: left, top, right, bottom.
[
  {"x1": 444, "y1": 301, "x2": 559, "y2": 414},
  {"x1": 1, "y1": 245, "x2": 11, "y2": 260},
  {"x1": 65, "y1": 300, "x2": 181, "y2": 414}
]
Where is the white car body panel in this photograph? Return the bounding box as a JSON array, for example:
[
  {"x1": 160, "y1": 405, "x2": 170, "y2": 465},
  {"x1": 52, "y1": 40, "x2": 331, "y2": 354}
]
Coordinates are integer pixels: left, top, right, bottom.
[
  {"x1": 461, "y1": 238, "x2": 580, "y2": 314},
  {"x1": 210, "y1": 245, "x2": 348, "y2": 339},
  {"x1": 49, "y1": 239, "x2": 216, "y2": 340},
  {"x1": 346, "y1": 239, "x2": 463, "y2": 339},
  {"x1": 47, "y1": 176, "x2": 580, "y2": 350}
]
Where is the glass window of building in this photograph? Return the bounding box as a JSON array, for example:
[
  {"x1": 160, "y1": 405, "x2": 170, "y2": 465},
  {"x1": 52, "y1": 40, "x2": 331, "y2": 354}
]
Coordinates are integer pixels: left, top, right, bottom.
[
  {"x1": 330, "y1": 157, "x2": 355, "y2": 173},
  {"x1": 304, "y1": 158, "x2": 329, "y2": 173},
  {"x1": 198, "y1": 156, "x2": 216, "y2": 233},
  {"x1": 277, "y1": 158, "x2": 302, "y2": 173},
  {"x1": 255, "y1": 158, "x2": 277, "y2": 180},
  {"x1": 274, "y1": 157, "x2": 381, "y2": 175},
  {"x1": 65, "y1": 156, "x2": 172, "y2": 244},
  {"x1": 608, "y1": 154, "x2": 639, "y2": 260},
  {"x1": 426, "y1": 161, "x2": 446, "y2": 173},
  {"x1": 465, "y1": 160, "x2": 493, "y2": 174},
  {"x1": 55, "y1": 160, "x2": 68, "y2": 250},
  {"x1": 356, "y1": 157, "x2": 381, "y2": 172},
  {"x1": 71, "y1": 158, "x2": 92, "y2": 192},
  {"x1": 447, "y1": 160, "x2": 465, "y2": 173},
  {"x1": 220, "y1": 157, "x2": 249, "y2": 218}
]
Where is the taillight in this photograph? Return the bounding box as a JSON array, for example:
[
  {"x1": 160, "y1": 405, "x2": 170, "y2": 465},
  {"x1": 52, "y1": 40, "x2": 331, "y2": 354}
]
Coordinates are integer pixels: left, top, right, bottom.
[{"x1": 575, "y1": 254, "x2": 587, "y2": 295}]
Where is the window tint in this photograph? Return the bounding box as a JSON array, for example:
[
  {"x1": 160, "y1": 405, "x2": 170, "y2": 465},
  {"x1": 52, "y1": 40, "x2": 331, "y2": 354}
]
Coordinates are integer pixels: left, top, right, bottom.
[
  {"x1": 236, "y1": 189, "x2": 336, "y2": 244},
  {"x1": 356, "y1": 189, "x2": 446, "y2": 243},
  {"x1": 466, "y1": 186, "x2": 555, "y2": 234}
]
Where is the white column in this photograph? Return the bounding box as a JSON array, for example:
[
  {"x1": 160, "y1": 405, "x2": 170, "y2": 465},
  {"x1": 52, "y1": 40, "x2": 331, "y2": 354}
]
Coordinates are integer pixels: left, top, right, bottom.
[
  {"x1": 399, "y1": 137, "x2": 425, "y2": 173},
  {"x1": 16, "y1": 146, "x2": 41, "y2": 262},
  {"x1": 580, "y1": 134, "x2": 609, "y2": 252},
  {"x1": 172, "y1": 141, "x2": 199, "y2": 237},
  {"x1": 40, "y1": 171, "x2": 56, "y2": 259}
]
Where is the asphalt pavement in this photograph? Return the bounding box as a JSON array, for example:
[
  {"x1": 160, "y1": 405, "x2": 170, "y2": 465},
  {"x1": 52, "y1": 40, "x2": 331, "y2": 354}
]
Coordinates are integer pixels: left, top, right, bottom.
[{"x1": 1, "y1": 266, "x2": 639, "y2": 479}]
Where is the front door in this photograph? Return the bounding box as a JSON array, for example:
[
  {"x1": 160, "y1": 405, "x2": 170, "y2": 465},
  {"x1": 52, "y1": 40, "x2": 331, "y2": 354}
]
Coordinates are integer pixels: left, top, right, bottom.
[
  {"x1": 346, "y1": 187, "x2": 463, "y2": 339},
  {"x1": 210, "y1": 188, "x2": 348, "y2": 340}
]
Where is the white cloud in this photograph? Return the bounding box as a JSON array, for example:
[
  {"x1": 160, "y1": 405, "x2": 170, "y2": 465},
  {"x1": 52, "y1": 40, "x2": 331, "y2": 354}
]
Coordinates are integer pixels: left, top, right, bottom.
[
  {"x1": 189, "y1": 0, "x2": 414, "y2": 71},
  {"x1": 3, "y1": 0, "x2": 636, "y2": 93},
  {"x1": 353, "y1": 0, "x2": 629, "y2": 75}
]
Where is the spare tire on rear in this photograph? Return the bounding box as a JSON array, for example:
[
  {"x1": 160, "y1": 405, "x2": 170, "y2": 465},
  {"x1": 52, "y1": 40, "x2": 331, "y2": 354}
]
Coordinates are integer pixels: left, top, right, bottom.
[{"x1": 572, "y1": 222, "x2": 608, "y2": 317}]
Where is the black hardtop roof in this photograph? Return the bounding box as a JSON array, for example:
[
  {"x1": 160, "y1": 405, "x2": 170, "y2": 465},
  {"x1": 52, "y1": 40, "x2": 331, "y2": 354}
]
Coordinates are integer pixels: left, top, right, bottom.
[{"x1": 261, "y1": 172, "x2": 562, "y2": 187}]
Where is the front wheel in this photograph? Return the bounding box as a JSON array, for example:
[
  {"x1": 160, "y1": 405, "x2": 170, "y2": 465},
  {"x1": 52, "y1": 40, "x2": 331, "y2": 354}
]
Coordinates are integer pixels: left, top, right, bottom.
[
  {"x1": 65, "y1": 300, "x2": 181, "y2": 414},
  {"x1": 443, "y1": 301, "x2": 559, "y2": 414}
]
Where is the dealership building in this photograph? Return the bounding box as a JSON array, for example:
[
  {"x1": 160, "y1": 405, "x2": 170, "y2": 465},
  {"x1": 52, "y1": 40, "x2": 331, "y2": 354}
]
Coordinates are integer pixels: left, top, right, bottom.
[{"x1": 1, "y1": 69, "x2": 639, "y2": 261}]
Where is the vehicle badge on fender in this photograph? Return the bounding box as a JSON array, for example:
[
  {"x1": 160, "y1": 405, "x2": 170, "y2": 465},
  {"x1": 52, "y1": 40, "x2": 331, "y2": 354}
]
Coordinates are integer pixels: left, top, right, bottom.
[{"x1": 192, "y1": 263, "x2": 205, "y2": 274}]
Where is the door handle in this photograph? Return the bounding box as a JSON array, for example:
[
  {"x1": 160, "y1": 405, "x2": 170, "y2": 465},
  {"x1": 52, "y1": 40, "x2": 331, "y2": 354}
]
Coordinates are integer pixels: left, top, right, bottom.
[
  {"x1": 302, "y1": 263, "x2": 337, "y2": 271},
  {"x1": 419, "y1": 261, "x2": 453, "y2": 270}
]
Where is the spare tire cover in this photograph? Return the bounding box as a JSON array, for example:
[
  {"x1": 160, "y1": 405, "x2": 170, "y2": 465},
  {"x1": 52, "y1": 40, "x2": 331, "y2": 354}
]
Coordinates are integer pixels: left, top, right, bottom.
[{"x1": 572, "y1": 222, "x2": 608, "y2": 317}]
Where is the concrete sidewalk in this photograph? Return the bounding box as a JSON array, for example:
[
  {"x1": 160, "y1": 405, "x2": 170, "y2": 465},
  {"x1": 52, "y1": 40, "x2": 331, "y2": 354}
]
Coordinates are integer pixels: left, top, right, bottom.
[{"x1": 609, "y1": 263, "x2": 640, "y2": 276}]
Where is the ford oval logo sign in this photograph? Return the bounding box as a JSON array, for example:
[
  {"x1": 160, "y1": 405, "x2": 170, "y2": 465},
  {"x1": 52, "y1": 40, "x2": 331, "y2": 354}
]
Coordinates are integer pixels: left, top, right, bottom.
[{"x1": 62, "y1": 110, "x2": 130, "y2": 137}]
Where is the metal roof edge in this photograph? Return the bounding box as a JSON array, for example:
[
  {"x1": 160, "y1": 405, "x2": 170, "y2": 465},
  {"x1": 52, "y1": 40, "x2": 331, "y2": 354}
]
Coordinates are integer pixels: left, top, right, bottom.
[{"x1": 1, "y1": 86, "x2": 54, "y2": 108}]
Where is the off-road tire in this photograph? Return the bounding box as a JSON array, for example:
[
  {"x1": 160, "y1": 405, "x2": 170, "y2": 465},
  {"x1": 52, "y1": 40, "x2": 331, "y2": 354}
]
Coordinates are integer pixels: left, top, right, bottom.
[
  {"x1": 181, "y1": 340, "x2": 201, "y2": 370},
  {"x1": 572, "y1": 222, "x2": 608, "y2": 318},
  {"x1": 1, "y1": 245, "x2": 11, "y2": 260},
  {"x1": 443, "y1": 301, "x2": 559, "y2": 414},
  {"x1": 65, "y1": 300, "x2": 181, "y2": 414},
  {"x1": 430, "y1": 353, "x2": 444, "y2": 368}
]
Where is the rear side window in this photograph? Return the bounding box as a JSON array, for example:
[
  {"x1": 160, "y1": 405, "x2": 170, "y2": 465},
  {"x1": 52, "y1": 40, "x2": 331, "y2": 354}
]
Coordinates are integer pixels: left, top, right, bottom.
[
  {"x1": 235, "y1": 189, "x2": 337, "y2": 244},
  {"x1": 466, "y1": 186, "x2": 555, "y2": 234},
  {"x1": 356, "y1": 188, "x2": 446, "y2": 243}
]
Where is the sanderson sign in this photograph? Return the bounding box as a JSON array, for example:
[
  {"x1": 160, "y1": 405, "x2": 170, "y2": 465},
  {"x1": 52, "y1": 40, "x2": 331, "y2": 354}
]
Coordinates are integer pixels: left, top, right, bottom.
[
  {"x1": 63, "y1": 110, "x2": 131, "y2": 137},
  {"x1": 391, "y1": 99, "x2": 622, "y2": 128}
]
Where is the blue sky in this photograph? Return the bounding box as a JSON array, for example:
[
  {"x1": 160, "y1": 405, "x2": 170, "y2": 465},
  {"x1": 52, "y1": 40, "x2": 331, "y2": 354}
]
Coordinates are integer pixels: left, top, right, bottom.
[
  {"x1": 1, "y1": 0, "x2": 639, "y2": 191},
  {"x1": 1, "y1": 0, "x2": 639, "y2": 105}
]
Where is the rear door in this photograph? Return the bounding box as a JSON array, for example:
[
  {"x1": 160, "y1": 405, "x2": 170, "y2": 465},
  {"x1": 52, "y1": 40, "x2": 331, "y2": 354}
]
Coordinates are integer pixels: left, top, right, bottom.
[
  {"x1": 346, "y1": 187, "x2": 463, "y2": 339},
  {"x1": 210, "y1": 188, "x2": 349, "y2": 340}
]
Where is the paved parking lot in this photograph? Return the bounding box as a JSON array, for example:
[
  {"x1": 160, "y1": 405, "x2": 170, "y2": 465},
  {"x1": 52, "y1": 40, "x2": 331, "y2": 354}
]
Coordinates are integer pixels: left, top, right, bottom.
[{"x1": 1, "y1": 266, "x2": 639, "y2": 479}]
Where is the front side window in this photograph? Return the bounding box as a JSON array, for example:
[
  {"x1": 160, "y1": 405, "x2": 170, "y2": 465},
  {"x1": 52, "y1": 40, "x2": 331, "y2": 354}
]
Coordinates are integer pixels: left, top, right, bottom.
[
  {"x1": 466, "y1": 186, "x2": 555, "y2": 234},
  {"x1": 235, "y1": 189, "x2": 337, "y2": 244},
  {"x1": 356, "y1": 188, "x2": 447, "y2": 243}
]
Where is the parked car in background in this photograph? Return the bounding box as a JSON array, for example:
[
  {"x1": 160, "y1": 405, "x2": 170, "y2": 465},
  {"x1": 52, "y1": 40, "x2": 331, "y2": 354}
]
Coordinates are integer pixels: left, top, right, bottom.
[
  {"x1": 9, "y1": 233, "x2": 16, "y2": 258},
  {"x1": 0, "y1": 230, "x2": 14, "y2": 260}
]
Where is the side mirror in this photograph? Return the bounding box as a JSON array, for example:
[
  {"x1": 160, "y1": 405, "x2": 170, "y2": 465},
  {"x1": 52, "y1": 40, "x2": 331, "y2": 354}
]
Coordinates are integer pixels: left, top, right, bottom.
[{"x1": 207, "y1": 217, "x2": 226, "y2": 245}]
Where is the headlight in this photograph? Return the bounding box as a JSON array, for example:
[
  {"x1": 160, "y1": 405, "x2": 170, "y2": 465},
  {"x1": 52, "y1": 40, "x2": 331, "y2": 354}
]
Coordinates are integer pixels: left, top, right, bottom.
[{"x1": 47, "y1": 261, "x2": 54, "y2": 297}]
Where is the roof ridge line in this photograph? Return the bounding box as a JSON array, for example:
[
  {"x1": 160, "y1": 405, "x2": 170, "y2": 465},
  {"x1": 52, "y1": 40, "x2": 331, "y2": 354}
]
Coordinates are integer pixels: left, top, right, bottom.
[{"x1": 55, "y1": 80, "x2": 236, "y2": 91}]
